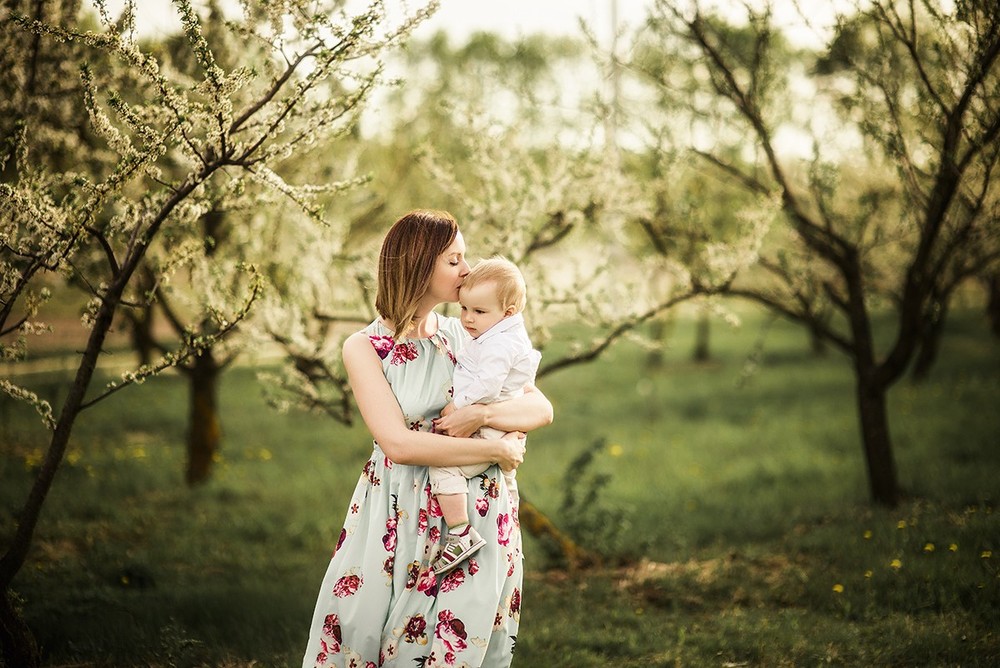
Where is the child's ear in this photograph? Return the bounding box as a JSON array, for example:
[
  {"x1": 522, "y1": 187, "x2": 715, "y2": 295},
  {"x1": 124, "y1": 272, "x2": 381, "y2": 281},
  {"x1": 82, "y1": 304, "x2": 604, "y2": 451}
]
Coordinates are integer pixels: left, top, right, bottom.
[{"x1": 504, "y1": 305, "x2": 517, "y2": 317}]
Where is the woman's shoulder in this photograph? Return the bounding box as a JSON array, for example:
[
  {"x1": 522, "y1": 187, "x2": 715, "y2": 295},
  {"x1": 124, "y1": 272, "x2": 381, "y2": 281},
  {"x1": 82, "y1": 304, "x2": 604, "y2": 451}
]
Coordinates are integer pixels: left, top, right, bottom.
[{"x1": 344, "y1": 320, "x2": 390, "y2": 357}]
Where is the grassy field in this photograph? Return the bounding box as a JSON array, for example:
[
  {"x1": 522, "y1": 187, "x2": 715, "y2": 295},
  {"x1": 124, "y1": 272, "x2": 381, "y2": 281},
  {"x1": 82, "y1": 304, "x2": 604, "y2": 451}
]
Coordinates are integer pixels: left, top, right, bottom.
[{"x1": 1, "y1": 310, "x2": 998, "y2": 667}]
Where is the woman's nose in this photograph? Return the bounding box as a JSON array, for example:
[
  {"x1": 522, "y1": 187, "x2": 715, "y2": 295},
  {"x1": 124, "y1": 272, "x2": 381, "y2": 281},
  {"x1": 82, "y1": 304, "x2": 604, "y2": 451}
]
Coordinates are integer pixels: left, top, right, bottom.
[{"x1": 459, "y1": 260, "x2": 471, "y2": 276}]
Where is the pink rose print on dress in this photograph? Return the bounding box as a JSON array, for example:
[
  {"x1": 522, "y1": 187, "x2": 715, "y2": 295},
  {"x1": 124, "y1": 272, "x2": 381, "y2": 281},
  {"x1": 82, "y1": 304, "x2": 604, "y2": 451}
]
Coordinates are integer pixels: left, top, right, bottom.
[
  {"x1": 390, "y1": 341, "x2": 419, "y2": 365},
  {"x1": 468, "y1": 558, "x2": 479, "y2": 575},
  {"x1": 435, "y1": 610, "x2": 469, "y2": 657},
  {"x1": 319, "y1": 613, "x2": 341, "y2": 659},
  {"x1": 426, "y1": 490, "x2": 443, "y2": 518},
  {"x1": 497, "y1": 513, "x2": 512, "y2": 546},
  {"x1": 332, "y1": 573, "x2": 362, "y2": 597},
  {"x1": 398, "y1": 613, "x2": 429, "y2": 644},
  {"x1": 383, "y1": 555, "x2": 394, "y2": 578},
  {"x1": 405, "y1": 561, "x2": 421, "y2": 589},
  {"x1": 362, "y1": 459, "x2": 380, "y2": 486},
  {"x1": 383, "y1": 515, "x2": 397, "y2": 552},
  {"x1": 418, "y1": 508, "x2": 429, "y2": 535},
  {"x1": 368, "y1": 334, "x2": 394, "y2": 359},
  {"x1": 331, "y1": 528, "x2": 346, "y2": 558},
  {"x1": 475, "y1": 497, "x2": 489, "y2": 517},
  {"x1": 439, "y1": 568, "x2": 465, "y2": 592},
  {"x1": 510, "y1": 586, "x2": 521, "y2": 620},
  {"x1": 437, "y1": 334, "x2": 458, "y2": 365},
  {"x1": 480, "y1": 475, "x2": 500, "y2": 499},
  {"x1": 417, "y1": 566, "x2": 438, "y2": 597}
]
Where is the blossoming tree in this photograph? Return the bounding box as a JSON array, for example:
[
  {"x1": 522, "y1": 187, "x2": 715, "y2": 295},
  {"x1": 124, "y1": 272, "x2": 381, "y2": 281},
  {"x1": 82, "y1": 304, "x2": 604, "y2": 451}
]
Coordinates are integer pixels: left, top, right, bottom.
[{"x1": 0, "y1": 0, "x2": 437, "y2": 663}]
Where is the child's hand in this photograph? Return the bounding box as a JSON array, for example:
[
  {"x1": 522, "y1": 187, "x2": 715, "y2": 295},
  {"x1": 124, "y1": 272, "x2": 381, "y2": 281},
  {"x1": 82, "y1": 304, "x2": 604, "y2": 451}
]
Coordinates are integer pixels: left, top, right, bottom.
[
  {"x1": 440, "y1": 401, "x2": 456, "y2": 417},
  {"x1": 432, "y1": 403, "x2": 486, "y2": 438}
]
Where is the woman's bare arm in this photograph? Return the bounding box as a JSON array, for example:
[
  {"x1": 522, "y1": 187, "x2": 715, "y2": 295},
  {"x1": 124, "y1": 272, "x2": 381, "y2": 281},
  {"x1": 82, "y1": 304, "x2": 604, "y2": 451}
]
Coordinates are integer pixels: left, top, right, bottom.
[
  {"x1": 343, "y1": 332, "x2": 525, "y2": 469},
  {"x1": 433, "y1": 384, "x2": 554, "y2": 438}
]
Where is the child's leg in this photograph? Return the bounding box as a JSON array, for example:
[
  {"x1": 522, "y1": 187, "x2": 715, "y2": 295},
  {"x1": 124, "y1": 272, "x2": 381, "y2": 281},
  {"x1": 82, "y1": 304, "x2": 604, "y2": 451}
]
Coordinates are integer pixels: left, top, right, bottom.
[
  {"x1": 429, "y1": 468, "x2": 487, "y2": 576},
  {"x1": 436, "y1": 492, "x2": 470, "y2": 529},
  {"x1": 430, "y1": 466, "x2": 473, "y2": 530}
]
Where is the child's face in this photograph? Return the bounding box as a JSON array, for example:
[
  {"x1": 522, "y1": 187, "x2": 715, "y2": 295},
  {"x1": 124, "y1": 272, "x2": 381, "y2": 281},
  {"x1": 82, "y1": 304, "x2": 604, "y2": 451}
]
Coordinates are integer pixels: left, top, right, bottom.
[{"x1": 458, "y1": 281, "x2": 514, "y2": 339}]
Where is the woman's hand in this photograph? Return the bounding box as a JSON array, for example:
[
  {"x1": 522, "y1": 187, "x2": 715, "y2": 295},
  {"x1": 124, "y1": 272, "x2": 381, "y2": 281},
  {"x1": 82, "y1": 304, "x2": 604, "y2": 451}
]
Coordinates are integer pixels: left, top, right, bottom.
[
  {"x1": 433, "y1": 403, "x2": 486, "y2": 438},
  {"x1": 496, "y1": 431, "x2": 526, "y2": 472}
]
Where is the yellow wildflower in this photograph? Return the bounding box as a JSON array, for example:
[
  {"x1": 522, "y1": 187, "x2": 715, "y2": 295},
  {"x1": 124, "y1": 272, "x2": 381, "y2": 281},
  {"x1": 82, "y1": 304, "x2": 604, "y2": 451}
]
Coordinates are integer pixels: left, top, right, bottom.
[
  {"x1": 890, "y1": 559, "x2": 902, "y2": 570},
  {"x1": 897, "y1": 520, "x2": 907, "y2": 530},
  {"x1": 923, "y1": 543, "x2": 935, "y2": 553},
  {"x1": 608, "y1": 443, "x2": 624, "y2": 457},
  {"x1": 863, "y1": 530, "x2": 872, "y2": 540},
  {"x1": 832, "y1": 583, "x2": 844, "y2": 593},
  {"x1": 864, "y1": 570, "x2": 873, "y2": 579},
  {"x1": 982, "y1": 551, "x2": 993, "y2": 559},
  {"x1": 949, "y1": 544, "x2": 958, "y2": 552}
]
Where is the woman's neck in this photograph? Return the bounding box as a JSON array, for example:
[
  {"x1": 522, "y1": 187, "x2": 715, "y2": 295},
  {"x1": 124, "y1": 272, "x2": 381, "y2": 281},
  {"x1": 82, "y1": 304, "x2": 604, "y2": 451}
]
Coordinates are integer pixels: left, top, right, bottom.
[
  {"x1": 409, "y1": 310, "x2": 438, "y2": 338},
  {"x1": 383, "y1": 308, "x2": 438, "y2": 339}
]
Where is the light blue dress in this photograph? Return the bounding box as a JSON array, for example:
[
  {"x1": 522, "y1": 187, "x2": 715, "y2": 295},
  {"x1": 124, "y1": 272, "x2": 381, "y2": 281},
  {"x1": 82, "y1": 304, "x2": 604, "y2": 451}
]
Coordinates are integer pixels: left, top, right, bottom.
[{"x1": 302, "y1": 314, "x2": 523, "y2": 668}]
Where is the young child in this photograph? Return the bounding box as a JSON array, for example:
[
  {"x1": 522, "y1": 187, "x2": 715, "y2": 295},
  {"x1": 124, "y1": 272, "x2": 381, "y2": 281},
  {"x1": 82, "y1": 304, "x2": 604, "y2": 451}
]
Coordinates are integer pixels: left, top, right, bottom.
[{"x1": 430, "y1": 257, "x2": 541, "y2": 575}]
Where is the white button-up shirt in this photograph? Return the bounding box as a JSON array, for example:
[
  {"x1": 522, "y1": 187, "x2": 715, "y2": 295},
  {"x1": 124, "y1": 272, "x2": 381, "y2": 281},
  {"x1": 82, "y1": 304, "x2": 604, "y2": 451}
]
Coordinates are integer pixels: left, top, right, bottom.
[{"x1": 453, "y1": 313, "x2": 541, "y2": 409}]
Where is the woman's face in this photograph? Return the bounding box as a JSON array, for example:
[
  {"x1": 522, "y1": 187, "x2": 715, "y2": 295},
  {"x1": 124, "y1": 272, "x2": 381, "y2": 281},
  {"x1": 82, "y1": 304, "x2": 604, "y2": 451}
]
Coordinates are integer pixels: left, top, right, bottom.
[{"x1": 426, "y1": 231, "x2": 471, "y2": 305}]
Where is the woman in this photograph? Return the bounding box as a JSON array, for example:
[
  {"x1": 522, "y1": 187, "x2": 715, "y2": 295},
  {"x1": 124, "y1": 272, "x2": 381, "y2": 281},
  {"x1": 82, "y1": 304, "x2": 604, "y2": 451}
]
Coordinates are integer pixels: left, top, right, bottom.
[{"x1": 302, "y1": 209, "x2": 553, "y2": 667}]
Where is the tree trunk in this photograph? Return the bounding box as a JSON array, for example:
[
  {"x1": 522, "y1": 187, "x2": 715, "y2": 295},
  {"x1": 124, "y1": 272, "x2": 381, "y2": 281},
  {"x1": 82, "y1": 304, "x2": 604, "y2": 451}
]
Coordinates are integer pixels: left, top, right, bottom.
[
  {"x1": 0, "y1": 285, "x2": 122, "y2": 666},
  {"x1": 692, "y1": 310, "x2": 710, "y2": 362},
  {"x1": 185, "y1": 350, "x2": 222, "y2": 485},
  {"x1": 645, "y1": 317, "x2": 671, "y2": 369},
  {"x1": 910, "y1": 298, "x2": 948, "y2": 382},
  {"x1": 855, "y1": 372, "x2": 900, "y2": 507},
  {"x1": 986, "y1": 272, "x2": 1000, "y2": 339},
  {"x1": 1, "y1": 587, "x2": 39, "y2": 668},
  {"x1": 128, "y1": 307, "x2": 156, "y2": 367},
  {"x1": 518, "y1": 495, "x2": 599, "y2": 569},
  {"x1": 809, "y1": 323, "x2": 827, "y2": 357}
]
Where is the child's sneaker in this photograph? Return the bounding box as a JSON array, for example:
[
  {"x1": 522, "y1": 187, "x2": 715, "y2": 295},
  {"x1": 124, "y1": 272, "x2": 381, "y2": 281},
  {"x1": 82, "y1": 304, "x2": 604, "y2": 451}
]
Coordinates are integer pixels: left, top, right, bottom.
[{"x1": 432, "y1": 525, "x2": 486, "y2": 575}]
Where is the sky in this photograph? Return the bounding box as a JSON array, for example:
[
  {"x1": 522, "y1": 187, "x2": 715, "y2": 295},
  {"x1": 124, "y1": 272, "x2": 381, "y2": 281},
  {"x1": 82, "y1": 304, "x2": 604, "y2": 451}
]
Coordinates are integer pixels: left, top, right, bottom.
[
  {"x1": 87, "y1": 0, "x2": 652, "y2": 43},
  {"x1": 84, "y1": 0, "x2": 844, "y2": 54}
]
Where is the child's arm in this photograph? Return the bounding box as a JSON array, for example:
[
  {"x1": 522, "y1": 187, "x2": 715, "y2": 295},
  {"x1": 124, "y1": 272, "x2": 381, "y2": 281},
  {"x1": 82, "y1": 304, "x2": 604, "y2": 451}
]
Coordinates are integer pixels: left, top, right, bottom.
[{"x1": 434, "y1": 384, "x2": 552, "y2": 438}]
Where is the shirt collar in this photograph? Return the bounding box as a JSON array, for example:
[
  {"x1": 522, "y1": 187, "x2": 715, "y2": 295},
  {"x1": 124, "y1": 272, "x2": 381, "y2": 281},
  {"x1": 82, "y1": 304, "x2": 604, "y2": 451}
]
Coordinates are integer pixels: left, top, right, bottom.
[{"x1": 476, "y1": 312, "x2": 524, "y2": 342}]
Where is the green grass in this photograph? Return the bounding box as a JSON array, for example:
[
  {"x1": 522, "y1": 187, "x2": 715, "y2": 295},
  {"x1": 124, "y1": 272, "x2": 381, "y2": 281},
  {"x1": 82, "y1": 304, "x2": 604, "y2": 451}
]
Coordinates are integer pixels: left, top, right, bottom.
[{"x1": 1, "y1": 310, "x2": 998, "y2": 666}]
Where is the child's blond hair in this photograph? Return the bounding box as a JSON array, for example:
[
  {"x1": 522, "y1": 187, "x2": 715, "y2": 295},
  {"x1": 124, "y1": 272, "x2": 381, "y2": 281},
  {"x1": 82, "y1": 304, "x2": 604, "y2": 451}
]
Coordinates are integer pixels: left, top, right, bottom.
[{"x1": 461, "y1": 256, "x2": 527, "y2": 313}]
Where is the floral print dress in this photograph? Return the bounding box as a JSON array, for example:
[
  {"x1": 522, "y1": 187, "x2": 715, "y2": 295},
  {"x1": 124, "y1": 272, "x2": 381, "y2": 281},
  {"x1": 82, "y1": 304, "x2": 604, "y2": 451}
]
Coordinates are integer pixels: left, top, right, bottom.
[{"x1": 302, "y1": 314, "x2": 523, "y2": 668}]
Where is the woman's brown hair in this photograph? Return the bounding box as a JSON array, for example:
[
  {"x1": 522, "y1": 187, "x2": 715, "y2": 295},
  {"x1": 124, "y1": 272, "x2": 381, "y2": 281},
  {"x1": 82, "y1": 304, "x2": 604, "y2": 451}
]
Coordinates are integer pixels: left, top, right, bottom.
[{"x1": 375, "y1": 209, "x2": 459, "y2": 340}]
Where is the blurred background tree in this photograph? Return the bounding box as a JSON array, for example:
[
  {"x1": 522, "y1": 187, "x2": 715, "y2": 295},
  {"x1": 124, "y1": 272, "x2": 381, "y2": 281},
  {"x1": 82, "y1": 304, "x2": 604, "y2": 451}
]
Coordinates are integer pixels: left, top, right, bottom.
[{"x1": 628, "y1": 0, "x2": 1000, "y2": 506}]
